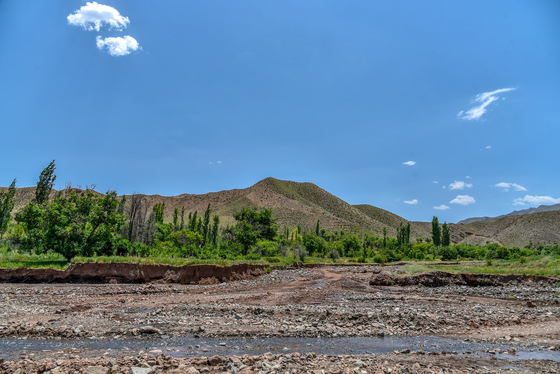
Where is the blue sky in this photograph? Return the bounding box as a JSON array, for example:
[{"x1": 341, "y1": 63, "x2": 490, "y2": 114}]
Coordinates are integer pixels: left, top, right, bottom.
[{"x1": 1, "y1": 0, "x2": 559, "y2": 223}]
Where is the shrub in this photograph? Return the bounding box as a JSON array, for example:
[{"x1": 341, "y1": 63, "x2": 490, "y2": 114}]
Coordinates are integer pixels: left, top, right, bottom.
[
  {"x1": 372, "y1": 253, "x2": 388, "y2": 264},
  {"x1": 112, "y1": 237, "x2": 132, "y2": 256},
  {"x1": 294, "y1": 246, "x2": 307, "y2": 262},
  {"x1": 328, "y1": 249, "x2": 340, "y2": 261},
  {"x1": 439, "y1": 246, "x2": 458, "y2": 261}
]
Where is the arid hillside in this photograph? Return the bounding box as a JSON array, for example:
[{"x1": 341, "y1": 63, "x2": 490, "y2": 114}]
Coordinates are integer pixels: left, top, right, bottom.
[{"x1": 3, "y1": 178, "x2": 558, "y2": 246}]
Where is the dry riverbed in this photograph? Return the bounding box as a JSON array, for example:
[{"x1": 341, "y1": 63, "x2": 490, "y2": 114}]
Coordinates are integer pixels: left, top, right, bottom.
[{"x1": 1, "y1": 265, "x2": 559, "y2": 373}]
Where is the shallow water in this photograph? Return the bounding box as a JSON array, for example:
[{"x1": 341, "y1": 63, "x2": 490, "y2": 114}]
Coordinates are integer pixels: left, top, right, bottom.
[{"x1": 1, "y1": 335, "x2": 559, "y2": 362}]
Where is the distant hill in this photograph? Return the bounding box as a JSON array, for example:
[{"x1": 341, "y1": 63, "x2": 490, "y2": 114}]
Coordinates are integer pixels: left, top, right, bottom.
[
  {"x1": 458, "y1": 204, "x2": 560, "y2": 224},
  {"x1": 454, "y1": 211, "x2": 560, "y2": 248},
  {"x1": 2, "y1": 178, "x2": 559, "y2": 247},
  {"x1": 125, "y1": 177, "x2": 422, "y2": 237}
]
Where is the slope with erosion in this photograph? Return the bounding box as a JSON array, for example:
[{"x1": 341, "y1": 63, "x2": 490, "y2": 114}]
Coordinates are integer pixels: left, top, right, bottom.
[{"x1": 458, "y1": 210, "x2": 560, "y2": 248}]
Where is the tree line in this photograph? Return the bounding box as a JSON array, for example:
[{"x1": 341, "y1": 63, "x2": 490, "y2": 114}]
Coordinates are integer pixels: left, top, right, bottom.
[{"x1": 1, "y1": 161, "x2": 558, "y2": 263}]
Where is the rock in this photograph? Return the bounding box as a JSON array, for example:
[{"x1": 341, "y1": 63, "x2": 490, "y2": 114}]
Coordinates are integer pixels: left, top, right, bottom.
[
  {"x1": 353, "y1": 360, "x2": 365, "y2": 368},
  {"x1": 85, "y1": 366, "x2": 109, "y2": 374},
  {"x1": 208, "y1": 355, "x2": 225, "y2": 366},
  {"x1": 527, "y1": 301, "x2": 536, "y2": 308},
  {"x1": 129, "y1": 367, "x2": 154, "y2": 374},
  {"x1": 138, "y1": 326, "x2": 162, "y2": 334}
]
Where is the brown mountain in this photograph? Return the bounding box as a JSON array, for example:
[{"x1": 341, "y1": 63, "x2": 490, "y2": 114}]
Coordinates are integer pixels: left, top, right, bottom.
[
  {"x1": 123, "y1": 177, "x2": 422, "y2": 236},
  {"x1": 3, "y1": 178, "x2": 558, "y2": 246}
]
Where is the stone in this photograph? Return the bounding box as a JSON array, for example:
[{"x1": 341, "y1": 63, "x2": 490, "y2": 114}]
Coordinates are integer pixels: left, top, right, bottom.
[
  {"x1": 138, "y1": 326, "x2": 162, "y2": 334},
  {"x1": 85, "y1": 366, "x2": 109, "y2": 374},
  {"x1": 208, "y1": 355, "x2": 225, "y2": 365},
  {"x1": 129, "y1": 367, "x2": 154, "y2": 374}
]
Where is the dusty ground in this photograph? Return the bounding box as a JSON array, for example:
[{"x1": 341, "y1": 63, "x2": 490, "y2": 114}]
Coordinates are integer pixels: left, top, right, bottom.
[{"x1": 1, "y1": 265, "x2": 559, "y2": 373}]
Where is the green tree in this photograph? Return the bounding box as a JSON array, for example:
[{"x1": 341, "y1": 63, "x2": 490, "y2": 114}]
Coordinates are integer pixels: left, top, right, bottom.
[
  {"x1": 210, "y1": 215, "x2": 220, "y2": 245},
  {"x1": 153, "y1": 203, "x2": 165, "y2": 224},
  {"x1": 180, "y1": 207, "x2": 185, "y2": 230},
  {"x1": 302, "y1": 233, "x2": 326, "y2": 256},
  {"x1": 441, "y1": 222, "x2": 450, "y2": 247},
  {"x1": 35, "y1": 160, "x2": 56, "y2": 205},
  {"x1": 342, "y1": 234, "x2": 363, "y2": 257},
  {"x1": 383, "y1": 227, "x2": 387, "y2": 249},
  {"x1": 431, "y1": 216, "x2": 441, "y2": 247},
  {"x1": 189, "y1": 211, "x2": 198, "y2": 231},
  {"x1": 172, "y1": 207, "x2": 179, "y2": 231},
  {"x1": 230, "y1": 207, "x2": 278, "y2": 254},
  {"x1": 17, "y1": 189, "x2": 125, "y2": 260},
  {"x1": 0, "y1": 178, "x2": 17, "y2": 238},
  {"x1": 202, "y1": 204, "x2": 211, "y2": 243},
  {"x1": 315, "y1": 220, "x2": 320, "y2": 236}
]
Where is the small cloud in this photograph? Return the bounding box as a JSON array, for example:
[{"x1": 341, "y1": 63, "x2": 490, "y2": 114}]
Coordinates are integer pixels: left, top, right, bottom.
[
  {"x1": 450, "y1": 195, "x2": 476, "y2": 205},
  {"x1": 96, "y1": 36, "x2": 140, "y2": 56},
  {"x1": 403, "y1": 199, "x2": 418, "y2": 205},
  {"x1": 495, "y1": 182, "x2": 527, "y2": 192},
  {"x1": 449, "y1": 181, "x2": 473, "y2": 190},
  {"x1": 485, "y1": 145, "x2": 492, "y2": 150},
  {"x1": 513, "y1": 195, "x2": 560, "y2": 206},
  {"x1": 217, "y1": 161, "x2": 222, "y2": 164},
  {"x1": 433, "y1": 181, "x2": 439, "y2": 184},
  {"x1": 67, "y1": 2, "x2": 130, "y2": 31},
  {"x1": 457, "y1": 88, "x2": 515, "y2": 120},
  {"x1": 466, "y1": 176, "x2": 472, "y2": 179},
  {"x1": 433, "y1": 205, "x2": 450, "y2": 210},
  {"x1": 402, "y1": 161, "x2": 416, "y2": 166}
]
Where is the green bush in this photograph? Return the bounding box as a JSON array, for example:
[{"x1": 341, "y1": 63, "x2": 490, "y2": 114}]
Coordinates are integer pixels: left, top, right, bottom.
[
  {"x1": 372, "y1": 253, "x2": 388, "y2": 264},
  {"x1": 112, "y1": 237, "x2": 132, "y2": 256},
  {"x1": 328, "y1": 249, "x2": 340, "y2": 261},
  {"x1": 439, "y1": 246, "x2": 458, "y2": 261}
]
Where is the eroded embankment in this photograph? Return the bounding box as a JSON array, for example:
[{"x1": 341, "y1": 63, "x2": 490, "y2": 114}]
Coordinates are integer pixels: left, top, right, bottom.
[
  {"x1": 0, "y1": 262, "x2": 266, "y2": 284},
  {"x1": 370, "y1": 270, "x2": 560, "y2": 287}
]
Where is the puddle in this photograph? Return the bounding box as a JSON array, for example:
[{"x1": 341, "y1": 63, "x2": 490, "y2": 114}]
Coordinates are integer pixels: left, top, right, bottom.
[{"x1": 1, "y1": 335, "x2": 559, "y2": 363}]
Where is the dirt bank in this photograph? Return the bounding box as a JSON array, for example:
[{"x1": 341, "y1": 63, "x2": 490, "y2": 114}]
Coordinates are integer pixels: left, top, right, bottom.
[
  {"x1": 370, "y1": 270, "x2": 560, "y2": 287},
  {"x1": 0, "y1": 262, "x2": 266, "y2": 284}
]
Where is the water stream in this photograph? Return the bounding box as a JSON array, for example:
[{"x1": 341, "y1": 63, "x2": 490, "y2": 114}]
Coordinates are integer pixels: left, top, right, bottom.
[{"x1": 2, "y1": 335, "x2": 559, "y2": 362}]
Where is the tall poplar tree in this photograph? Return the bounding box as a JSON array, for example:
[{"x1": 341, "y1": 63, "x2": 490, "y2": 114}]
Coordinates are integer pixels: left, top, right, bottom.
[
  {"x1": 441, "y1": 222, "x2": 450, "y2": 247},
  {"x1": 432, "y1": 216, "x2": 441, "y2": 247},
  {"x1": 0, "y1": 178, "x2": 17, "y2": 238},
  {"x1": 35, "y1": 160, "x2": 56, "y2": 205}
]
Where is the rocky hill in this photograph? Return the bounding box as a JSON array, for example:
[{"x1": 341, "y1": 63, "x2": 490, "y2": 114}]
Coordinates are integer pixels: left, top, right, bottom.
[{"x1": 458, "y1": 204, "x2": 560, "y2": 224}]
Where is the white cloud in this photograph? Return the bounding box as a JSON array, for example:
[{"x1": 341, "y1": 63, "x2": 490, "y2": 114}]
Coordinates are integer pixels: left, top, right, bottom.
[
  {"x1": 96, "y1": 36, "x2": 140, "y2": 56},
  {"x1": 457, "y1": 88, "x2": 515, "y2": 120},
  {"x1": 433, "y1": 181, "x2": 439, "y2": 184},
  {"x1": 67, "y1": 2, "x2": 130, "y2": 31},
  {"x1": 450, "y1": 195, "x2": 476, "y2": 205},
  {"x1": 485, "y1": 145, "x2": 492, "y2": 150},
  {"x1": 495, "y1": 182, "x2": 527, "y2": 192},
  {"x1": 403, "y1": 199, "x2": 418, "y2": 205},
  {"x1": 513, "y1": 195, "x2": 560, "y2": 206},
  {"x1": 217, "y1": 161, "x2": 222, "y2": 164},
  {"x1": 402, "y1": 161, "x2": 416, "y2": 166},
  {"x1": 449, "y1": 181, "x2": 473, "y2": 190},
  {"x1": 433, "y1": 205, "x2": 450, "y2": 210},
  {"x1": 466, "y1": 176, "x2": 472, "y2": 179}
]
